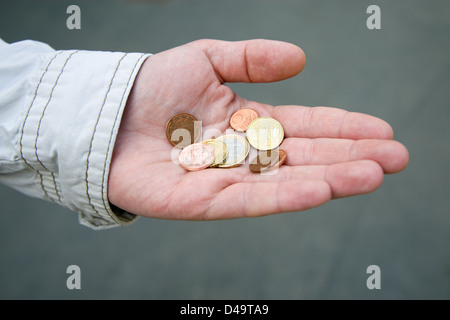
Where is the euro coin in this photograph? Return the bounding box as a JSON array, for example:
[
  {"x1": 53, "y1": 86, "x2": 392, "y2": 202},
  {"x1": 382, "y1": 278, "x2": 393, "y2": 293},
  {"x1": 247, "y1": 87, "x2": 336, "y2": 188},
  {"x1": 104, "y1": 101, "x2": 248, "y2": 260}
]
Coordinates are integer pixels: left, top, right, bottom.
[
  {"x1": 246, "y1": 117, "x2": 284, "y2": 151},
  {"x1": 202, "y1": 139, "x2": 228, "y2": 167},
  {"x1": 178, "y1": 143, "x2": 215, "y2": 171},
  {"x1": 215, "y1": 134, "x2": 250, "y2": 168},
  {"x1": 166, "y1": 113, "x2": 201, "y2": 148},
  {"x1": 229, "y1": 108, "x2": 260, "y2": 132},
  {"x1": 249, "y1": 149, "x2": 287, "y2": 173}
]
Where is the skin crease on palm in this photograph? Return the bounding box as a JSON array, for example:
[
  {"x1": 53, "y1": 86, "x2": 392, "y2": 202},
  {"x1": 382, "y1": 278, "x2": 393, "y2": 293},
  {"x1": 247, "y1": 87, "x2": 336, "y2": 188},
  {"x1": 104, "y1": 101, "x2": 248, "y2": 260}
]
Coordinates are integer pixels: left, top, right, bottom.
[{"x1": 108, "y1": 39, "x2": 409, "y2": 221}]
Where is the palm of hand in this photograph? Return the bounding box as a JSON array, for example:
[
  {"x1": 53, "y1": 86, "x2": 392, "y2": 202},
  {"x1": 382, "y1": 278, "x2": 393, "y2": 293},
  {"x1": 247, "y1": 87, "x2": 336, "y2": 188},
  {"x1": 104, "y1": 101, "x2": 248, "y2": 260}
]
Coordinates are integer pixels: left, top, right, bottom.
[{"x1": 108, "y1": 40, "x2": 409, "y2": 220}]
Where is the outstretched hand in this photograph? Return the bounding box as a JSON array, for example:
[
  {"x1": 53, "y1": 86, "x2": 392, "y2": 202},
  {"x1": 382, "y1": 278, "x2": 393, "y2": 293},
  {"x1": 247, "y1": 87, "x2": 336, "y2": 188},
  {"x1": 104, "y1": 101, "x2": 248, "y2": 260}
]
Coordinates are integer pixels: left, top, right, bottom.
[{"x1": 108, "y1": 39, "x2": 409, "y2": 220}]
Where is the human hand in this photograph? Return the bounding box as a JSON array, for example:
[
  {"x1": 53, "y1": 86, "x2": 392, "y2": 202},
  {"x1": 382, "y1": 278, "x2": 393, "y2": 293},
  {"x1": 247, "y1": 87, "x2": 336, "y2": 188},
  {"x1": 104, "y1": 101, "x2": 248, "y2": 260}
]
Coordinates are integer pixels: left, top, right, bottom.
[{"x1": 108, "y1": 39, "x2": 409, "y2": 220}]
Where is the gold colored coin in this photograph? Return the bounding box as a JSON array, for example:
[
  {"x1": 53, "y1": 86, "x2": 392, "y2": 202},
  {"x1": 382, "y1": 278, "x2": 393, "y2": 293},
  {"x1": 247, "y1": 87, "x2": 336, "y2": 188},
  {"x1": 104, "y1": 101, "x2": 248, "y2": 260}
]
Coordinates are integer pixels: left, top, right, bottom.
[
  {"x1": 215, "y1": 134, "x2": 250, "y2": 168},
  {"x1": 166, "y1": 113, "x2": 201, "y2": 148},
  {"x1": 246, "y1": 117, "x2": 284, "y2": 151},
  {"x1": 202, "y1": 139, "x2": 228, "y2": 167}
]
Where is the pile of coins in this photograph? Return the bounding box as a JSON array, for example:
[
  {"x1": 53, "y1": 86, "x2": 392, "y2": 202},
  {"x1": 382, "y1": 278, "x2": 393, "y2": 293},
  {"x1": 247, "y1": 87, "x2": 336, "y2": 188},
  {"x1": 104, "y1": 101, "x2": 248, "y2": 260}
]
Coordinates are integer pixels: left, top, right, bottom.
[{"x1": 166, "y1": 109, "x2": 287, "y2": 173}]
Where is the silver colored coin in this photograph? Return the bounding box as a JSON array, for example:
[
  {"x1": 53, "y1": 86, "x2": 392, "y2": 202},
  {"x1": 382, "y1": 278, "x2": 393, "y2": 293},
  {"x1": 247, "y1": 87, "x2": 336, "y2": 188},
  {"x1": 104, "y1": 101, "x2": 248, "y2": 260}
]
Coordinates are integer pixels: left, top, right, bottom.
[{"x1": 215, "y1": 134, "x2": 250, "y2": 168}]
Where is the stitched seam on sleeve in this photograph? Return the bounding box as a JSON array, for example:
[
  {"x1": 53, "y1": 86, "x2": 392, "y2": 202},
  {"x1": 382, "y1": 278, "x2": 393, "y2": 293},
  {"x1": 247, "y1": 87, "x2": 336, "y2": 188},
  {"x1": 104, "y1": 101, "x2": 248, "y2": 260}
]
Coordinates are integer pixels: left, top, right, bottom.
[
  {"x1": 101, "y1": 53, "x2": 146, "y2": 220},
  {"x1": 19, "y1": 51, "x2": 62, "y2": 199},
  {"x1": 50, "y1": 172, "x2": 61, "y2": 202},
  {"x1": 85, "y1": 53, "x2": 128, "y2": 221},
  {"x1": 37, "y1": 171, "x2": 52, "y2": 201},
  {"x1": 34, "y1": 50, "x2": 79, "y2": 202}
]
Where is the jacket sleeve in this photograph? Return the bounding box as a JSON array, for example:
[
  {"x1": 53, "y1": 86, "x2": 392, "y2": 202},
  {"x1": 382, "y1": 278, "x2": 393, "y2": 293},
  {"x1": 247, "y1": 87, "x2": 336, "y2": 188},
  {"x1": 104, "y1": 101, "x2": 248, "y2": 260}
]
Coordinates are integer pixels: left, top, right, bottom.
[{"x1": 0, "y1": 38, "x2": 150, "y2": 230}]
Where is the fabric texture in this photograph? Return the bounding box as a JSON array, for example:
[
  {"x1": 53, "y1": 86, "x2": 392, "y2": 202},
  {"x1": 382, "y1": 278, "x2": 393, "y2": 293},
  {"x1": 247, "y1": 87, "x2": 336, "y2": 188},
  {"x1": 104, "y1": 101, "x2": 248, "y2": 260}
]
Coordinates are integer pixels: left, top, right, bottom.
[{"x1": 0, "y1": 38, "x2": 150, "y2": 230}]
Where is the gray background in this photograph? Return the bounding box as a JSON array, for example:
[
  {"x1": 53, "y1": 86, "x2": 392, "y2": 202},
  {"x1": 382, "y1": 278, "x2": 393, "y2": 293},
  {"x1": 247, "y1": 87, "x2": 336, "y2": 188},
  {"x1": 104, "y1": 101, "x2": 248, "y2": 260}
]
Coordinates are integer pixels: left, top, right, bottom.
[{"x1": 0, "y1": 0, "x2": 449, "y2": 299}]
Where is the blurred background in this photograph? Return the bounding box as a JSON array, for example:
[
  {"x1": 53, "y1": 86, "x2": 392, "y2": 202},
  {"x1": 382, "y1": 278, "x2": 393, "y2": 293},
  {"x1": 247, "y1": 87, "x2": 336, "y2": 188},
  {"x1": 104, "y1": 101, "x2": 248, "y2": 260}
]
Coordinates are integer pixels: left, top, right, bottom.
[{"x1": 0, "y1": 0, "x2": 449, "y2": 299}]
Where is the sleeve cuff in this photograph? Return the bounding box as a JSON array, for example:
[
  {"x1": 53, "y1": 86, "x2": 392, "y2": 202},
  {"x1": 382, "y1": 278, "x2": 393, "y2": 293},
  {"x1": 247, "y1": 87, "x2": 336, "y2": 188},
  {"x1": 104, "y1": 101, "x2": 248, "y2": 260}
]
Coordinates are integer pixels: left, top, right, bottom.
[{"x1": 19, "y1": 49, "x2": 151, "y2": 230}]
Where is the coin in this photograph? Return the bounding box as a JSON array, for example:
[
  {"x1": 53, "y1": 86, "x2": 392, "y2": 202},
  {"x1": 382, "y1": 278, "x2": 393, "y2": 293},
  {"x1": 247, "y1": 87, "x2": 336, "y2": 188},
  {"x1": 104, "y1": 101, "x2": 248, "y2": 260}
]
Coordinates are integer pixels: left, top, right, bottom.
[
  {"x1": 178, "y1": 143, "x2": 215, "y2": 171},
  {"x1": 249, "y1": 149, "x2": 287, "y2": 173},
  {"x1": 215, "y1": 134, "x2": 250, "y2": 168},
  {"x1": 229, "y1": 108, "x2": 260, "y2": 132},
  {"x1": 166, "y1": 113, "x2": 201, "y2": 148},
  {"x1": 202, "y1": 139, "x2": 228, "y2": 167},
  {"x1": 246, "y1": 117, "x2": 284, "y2": 151}
]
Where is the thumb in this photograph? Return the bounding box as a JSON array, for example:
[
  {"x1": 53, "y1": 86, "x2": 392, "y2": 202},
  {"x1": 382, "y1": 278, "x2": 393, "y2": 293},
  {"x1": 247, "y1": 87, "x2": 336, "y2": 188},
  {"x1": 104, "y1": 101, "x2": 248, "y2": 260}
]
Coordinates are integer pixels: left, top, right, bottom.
[{"x1": 190, "y1": 39, "x2": 306, "y2": 83}]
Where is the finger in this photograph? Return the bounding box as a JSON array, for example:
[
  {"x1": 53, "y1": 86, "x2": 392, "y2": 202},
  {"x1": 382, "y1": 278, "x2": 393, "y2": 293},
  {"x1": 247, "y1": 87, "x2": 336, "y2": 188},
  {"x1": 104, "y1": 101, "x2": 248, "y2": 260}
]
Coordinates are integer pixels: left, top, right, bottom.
[
  {"x1": 323, "y1": 160, "x2": 384, "y2": 198},
  {"x1": 192, "y1": 39, "x2": 306, "y2": 83},
  {"x1": 238, "y1": 103, "x2": 394, "y2": 140},
  {"x1": 204, "y1": 179, "x2": 331, "y2": 219},
  {"x1": 281, "y1": 137, "x2": 409, "y2": 173},
  {"x1": 204, "y1": 160, "x2": 384, "y2": 219},
  {"x1": 245, "y1": 160, "x2": 384, "y2": 198},
  {"x1": 271, "y1": 105, "x2": 394, "y2": 140}
]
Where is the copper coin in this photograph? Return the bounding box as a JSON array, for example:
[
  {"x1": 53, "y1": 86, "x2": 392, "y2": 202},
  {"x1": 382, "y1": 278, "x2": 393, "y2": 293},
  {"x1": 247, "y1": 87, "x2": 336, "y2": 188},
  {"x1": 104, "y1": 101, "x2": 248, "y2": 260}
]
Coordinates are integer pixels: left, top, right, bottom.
[
  {"x1": 249, "y1": 149, "x2": 287, "y2": 173},
  {"x1": 229, "y1": 108, "x2": 260, "y2": 132},
  {"x1": 166, "y1": 113, "x2": 201, "y2": 148},
  {"x1": 178, "y1": 143, "x2": 215, "y2": 171}
]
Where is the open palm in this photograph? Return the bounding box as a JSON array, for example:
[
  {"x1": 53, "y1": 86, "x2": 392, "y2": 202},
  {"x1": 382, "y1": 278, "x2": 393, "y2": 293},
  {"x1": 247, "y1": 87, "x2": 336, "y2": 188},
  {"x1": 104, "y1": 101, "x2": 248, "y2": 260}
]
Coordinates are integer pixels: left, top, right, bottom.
[{"x1": 108, "y1": 39, "x2": 409, "y2": 220}]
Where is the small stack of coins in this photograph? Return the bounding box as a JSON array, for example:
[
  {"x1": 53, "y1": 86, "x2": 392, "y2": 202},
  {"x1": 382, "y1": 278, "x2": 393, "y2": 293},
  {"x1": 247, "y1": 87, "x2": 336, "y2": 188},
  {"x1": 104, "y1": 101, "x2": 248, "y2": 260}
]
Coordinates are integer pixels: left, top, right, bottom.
[{"x1": 166, "y1": 109, "x2": 287, "y2": 173}]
